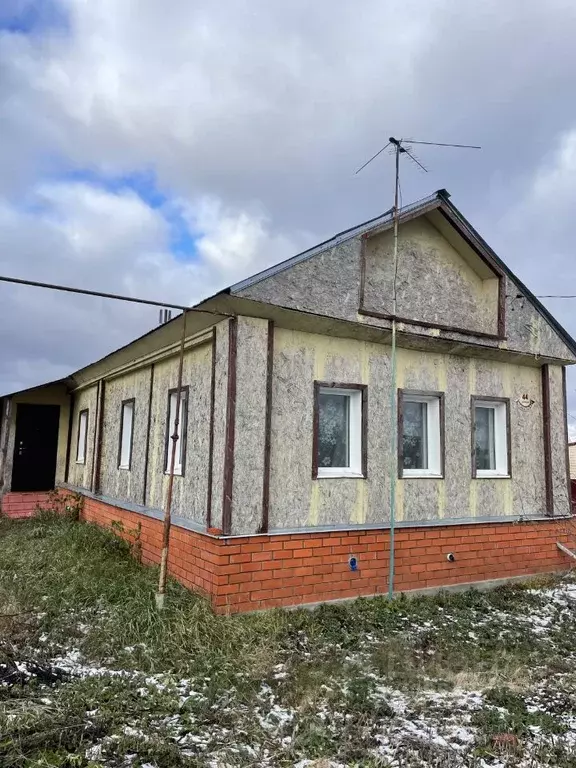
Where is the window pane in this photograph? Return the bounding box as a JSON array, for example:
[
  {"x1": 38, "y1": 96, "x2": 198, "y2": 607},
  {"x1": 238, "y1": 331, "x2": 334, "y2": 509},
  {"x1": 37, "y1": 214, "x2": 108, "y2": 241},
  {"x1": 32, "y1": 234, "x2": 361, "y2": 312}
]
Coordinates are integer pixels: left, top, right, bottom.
[
  {"x1": 120, "y1": 402, "x2": 133, "y2": 468},
  {"x1": 167, "y1": 392, "x2": 186, "y2": 472},
  {"x1": 77, "y1": 411, "x2": 87, "y2": 462},
  {"x1": 403, "y1": 401, "x2": 428, "y2": 469},
  {"x1": 475, "y1": 406, "x2": 495, "y2": 470},
  {"x1": 318, "y1": 393, "x2": 350, "y2": 468}
]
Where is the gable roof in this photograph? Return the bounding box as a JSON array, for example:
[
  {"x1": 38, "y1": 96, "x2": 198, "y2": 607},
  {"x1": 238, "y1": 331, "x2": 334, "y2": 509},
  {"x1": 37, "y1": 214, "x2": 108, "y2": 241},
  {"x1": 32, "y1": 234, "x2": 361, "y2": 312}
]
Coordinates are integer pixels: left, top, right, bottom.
[
  {"x1": 3, "y1": 189, "x2": 575, "y2": 398},
  {"x1": 228, "y1": 189, "x2": 576, "y2": 357}
]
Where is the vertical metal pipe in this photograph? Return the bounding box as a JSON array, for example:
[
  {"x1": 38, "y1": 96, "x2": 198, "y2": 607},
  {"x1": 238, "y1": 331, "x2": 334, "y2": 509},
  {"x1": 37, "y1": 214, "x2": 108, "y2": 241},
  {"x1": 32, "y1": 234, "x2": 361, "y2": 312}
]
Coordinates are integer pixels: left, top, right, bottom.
[
  {"x1": 388, "y1": 143, "x2": 401, "y2": 599},
  {"x1": 156, "y1": 310, "x2": 188, "y2": 610}
]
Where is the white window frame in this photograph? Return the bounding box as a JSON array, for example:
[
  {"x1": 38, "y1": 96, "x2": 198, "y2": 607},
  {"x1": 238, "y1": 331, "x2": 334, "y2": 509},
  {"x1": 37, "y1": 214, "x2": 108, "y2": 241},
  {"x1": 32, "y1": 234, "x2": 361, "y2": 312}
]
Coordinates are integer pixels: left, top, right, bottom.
[
  {"x1": 473, "y1": 398, "x2": 510, "y2": 478},
  {"x1": 165, "y1": 388, "x2": 188, "y2": 476},
  {"x1": 400, "y1": 391, "x2": 443, "y2": 478},
  {"x1": 315, "y1": 384, "x2": 365, "y2": 479},
  {"x1": 118, "y1": 399, "x2": 134, "y2": 470},
  {"x1": 76, "y1": 409, "x2": 88, "y2": 464}
]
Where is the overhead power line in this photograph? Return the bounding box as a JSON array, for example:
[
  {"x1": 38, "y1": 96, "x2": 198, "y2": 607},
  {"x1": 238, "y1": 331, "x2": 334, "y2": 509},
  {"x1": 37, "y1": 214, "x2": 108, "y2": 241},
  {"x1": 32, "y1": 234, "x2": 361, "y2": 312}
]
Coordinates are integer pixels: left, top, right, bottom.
[
  {"x1": 0, "y1": 274, "x2": 232, "y2": 316},
  {"x1": 510, "y1": 293, "x2": 576, "y2": 300}
]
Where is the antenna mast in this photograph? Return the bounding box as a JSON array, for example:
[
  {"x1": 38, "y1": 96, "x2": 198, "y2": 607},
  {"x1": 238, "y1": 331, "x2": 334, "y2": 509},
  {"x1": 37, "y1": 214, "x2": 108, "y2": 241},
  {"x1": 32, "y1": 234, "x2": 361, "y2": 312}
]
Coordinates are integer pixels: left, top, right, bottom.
[{"x1": 355, "y1": 135, "x2": 481, "y2": 599}]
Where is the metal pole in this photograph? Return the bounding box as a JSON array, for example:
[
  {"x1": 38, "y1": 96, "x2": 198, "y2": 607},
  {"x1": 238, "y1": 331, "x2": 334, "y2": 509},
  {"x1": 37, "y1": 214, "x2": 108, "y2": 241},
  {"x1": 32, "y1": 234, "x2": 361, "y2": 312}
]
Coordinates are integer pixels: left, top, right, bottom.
[
  {"x1": 156, "y1": 310, "x2": 188, "y2": 610},
  {"x1": 388, "y1": 141, "x2": 401, "y2": 599}
]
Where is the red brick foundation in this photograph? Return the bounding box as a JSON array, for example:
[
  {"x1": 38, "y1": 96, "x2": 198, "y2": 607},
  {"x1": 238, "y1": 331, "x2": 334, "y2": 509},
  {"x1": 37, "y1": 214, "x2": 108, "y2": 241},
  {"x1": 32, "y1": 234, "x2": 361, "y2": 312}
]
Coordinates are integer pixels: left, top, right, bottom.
[
  {"x1": 78, "y1": 494, "x2": 576, "y2": 614},
  {"x1": 0, "y1": 491, "x2": 52, "y2": 519}
]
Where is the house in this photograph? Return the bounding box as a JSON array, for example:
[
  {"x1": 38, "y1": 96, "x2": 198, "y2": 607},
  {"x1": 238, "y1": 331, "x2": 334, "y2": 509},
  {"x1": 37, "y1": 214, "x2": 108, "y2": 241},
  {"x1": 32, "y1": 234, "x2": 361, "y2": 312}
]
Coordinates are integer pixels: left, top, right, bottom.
[{"x1": 1, "y1": 189, "x2": 575, "y2": 613}]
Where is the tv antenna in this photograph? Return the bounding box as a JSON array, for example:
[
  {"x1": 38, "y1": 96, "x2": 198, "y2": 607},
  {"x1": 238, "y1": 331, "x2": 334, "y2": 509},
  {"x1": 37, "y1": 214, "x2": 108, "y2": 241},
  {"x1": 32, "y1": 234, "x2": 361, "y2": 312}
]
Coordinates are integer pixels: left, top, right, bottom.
[{"x1": 355, "y1": 135, "x2": 481, "y2": 600}]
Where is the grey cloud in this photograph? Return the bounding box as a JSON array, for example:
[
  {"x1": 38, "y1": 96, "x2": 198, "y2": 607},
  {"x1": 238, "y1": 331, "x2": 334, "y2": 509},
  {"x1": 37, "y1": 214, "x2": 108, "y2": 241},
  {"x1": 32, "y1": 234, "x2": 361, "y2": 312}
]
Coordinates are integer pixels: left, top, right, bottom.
[{"x1": 1, "y1": 0, "x2": 576, "y2": 400}]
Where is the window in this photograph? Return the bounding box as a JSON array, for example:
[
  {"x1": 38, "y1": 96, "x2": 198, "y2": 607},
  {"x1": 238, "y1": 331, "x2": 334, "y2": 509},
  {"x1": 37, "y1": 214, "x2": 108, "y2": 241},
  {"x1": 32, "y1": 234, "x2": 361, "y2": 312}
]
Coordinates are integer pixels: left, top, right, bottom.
[
  {"x1": 76, "y1": 409, "x2": 88, "y2": 464},
  {"x1": 472, "y1": 397, "x2": 510, "y2": 477},
  {"x1": 118, "y1": 399, "x2": 135, "y2": 470},
  {"x1": 398, "y1": 390, "x2": 444, "y2": 477},
  {"x1": 165, "y1": 387, "x2": 188, "y2": 476},
  {"x1": 313, "y1": 383, "x2": 366, "y2": 478}
]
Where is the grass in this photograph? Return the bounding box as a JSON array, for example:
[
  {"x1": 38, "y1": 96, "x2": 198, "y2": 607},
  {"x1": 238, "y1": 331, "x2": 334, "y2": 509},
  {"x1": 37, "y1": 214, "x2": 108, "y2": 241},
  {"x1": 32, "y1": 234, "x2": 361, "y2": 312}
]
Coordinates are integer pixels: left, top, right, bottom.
[{"x1": 1, "y1": 513, "x2": 576, "y2": 766}]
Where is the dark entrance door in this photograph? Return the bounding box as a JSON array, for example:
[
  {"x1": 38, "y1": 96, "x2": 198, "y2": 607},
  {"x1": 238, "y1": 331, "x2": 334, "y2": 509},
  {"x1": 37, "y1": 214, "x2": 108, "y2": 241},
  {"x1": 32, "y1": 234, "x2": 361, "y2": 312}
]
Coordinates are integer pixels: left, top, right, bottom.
[{"x1": 11, "y1": 404, "x2": 60, "y2": 492}]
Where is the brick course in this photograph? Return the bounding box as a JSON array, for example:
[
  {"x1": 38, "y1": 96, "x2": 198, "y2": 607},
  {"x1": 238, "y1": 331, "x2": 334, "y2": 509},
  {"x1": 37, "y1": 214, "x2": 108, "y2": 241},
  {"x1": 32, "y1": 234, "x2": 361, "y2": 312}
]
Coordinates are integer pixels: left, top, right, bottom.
[
  {"x1": 4, "y1": 491, "x2": 575, "y2": 612},
  {"x1": 0, "y1": 492, "x2": 52, "y2": 519},
  {"x1": 78, "y1": 494, "x2": 576, "y2": 613}
]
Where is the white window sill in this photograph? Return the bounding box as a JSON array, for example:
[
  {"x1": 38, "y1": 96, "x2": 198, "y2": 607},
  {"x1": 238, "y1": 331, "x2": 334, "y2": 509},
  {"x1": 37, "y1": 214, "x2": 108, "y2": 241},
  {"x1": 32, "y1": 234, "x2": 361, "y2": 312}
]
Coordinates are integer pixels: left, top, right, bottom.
[
  {"x1": 317, "y1": 469, "x2": 365, "y2": 479},
  {"x1": 164, "y1": 470, "x2": 183, "y2": 477},
  {"x1": 75, "y1": 460, "x2": 86, "y2": 465},
  {"x1": 119, "y1": 465, "x2": 130, "y2": 471},
  {"x1": 475, "y1": 472, "x2": 510, "y2": 479},
  {"x1": 402, "y1": 472, "x2": 443, "y2": 479}
]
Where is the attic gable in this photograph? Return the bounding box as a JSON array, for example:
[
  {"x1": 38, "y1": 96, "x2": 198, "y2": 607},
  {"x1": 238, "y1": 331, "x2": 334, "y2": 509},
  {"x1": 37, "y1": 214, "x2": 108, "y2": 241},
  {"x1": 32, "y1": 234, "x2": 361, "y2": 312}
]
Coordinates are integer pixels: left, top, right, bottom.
[
  {"x1": 231, "y1": 192, "x2": 576, "y2": 364},
  {"x1": 359, "y1": 211, "x2": 503, "y2": 339}
]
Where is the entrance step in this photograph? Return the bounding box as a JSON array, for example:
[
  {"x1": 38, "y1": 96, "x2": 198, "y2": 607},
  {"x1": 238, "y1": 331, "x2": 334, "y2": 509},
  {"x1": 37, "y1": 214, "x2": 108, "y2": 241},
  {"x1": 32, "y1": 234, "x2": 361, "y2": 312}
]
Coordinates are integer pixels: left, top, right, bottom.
[{"x1": 0, "y1": 492, "x2": 51, "y2": 519}]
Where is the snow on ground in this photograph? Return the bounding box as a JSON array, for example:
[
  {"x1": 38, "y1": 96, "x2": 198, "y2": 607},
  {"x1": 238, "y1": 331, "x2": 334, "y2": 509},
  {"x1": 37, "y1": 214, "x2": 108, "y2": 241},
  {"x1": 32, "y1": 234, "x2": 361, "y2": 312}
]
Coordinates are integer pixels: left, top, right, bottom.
[{"x1": 3, "y1": 580, "x2": 576, "y2": 766}]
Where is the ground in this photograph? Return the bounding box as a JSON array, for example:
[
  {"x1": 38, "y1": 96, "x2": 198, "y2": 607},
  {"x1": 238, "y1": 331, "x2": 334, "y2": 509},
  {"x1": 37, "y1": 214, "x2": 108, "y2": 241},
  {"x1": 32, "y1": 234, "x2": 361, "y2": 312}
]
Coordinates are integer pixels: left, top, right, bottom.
[{"x1": 1, "y1": 513, "x2": 576, "y2": 767}]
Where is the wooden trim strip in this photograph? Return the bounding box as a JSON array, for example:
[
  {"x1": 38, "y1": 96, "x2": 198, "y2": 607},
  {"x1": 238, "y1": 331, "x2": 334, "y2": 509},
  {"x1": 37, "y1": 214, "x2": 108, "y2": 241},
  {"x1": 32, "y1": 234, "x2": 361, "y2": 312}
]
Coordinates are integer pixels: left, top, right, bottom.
[
  {"x1": 64, "y1": 392, "x2": 75, "y2": 484},
  {"x1": 562, "y1": 366, "x2": 572, "y2": 512},
  {"x1": 497, "y1": 276, "x2": 506, "y2": 338},
  {"x1": 397, "y1": 387, "x2": 404, "y2": 478},
  {"x1": 541, "y1": 365, "x2": 554, "y2": 515},
  {"x1": 117, "y1": 398, "x2": 135, "y2": 471},
  {"x1": 259, "y1": 321, "x2": 275, "y2": 533},
  {"x1": 470, "y1": 396, "x2": 476, "y2": 479},
  {"x1": 397, "y1": 389, "x2": 445, "y2": 479},
  {"x1": 222, "y1": 317, "x2": 238, "y2": 534},
  {"x1": 312, "y1": 381, "x2": 368, "y2": 479},
  {"x1": 142, "y1": 364, "x2": 155, "y2": 507},
  {"x1": 358, "y1": 234, "x2": 367, "y2": 310},
  {"x1": 312, "y1": 382, "x2": 320, "y2": 480},
  {"x1": 92, "y1": 380, "x2": 106, "y2": 494},
  {"x1": 88, "y1": 391, "x2": 99, "y2": 482},
  {"x1": 206, "y1": 328, "x2": 217, "y2": 529},
  {"x1": 358, "y1": 307, "x2": 505, "y2": 341},
  {"x1": 361, "y1": 385, "x2": 368, "y2": 478}
]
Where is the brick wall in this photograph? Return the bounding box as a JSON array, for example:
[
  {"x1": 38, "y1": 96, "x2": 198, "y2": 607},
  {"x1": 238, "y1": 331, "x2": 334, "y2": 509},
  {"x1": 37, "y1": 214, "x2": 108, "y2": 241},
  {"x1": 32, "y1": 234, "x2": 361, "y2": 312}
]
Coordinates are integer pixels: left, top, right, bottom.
[
  {"x1": 79, "y1": 494, "x2": 576, "y2": 614},
  {"x1": 0, "y1": 491, "x2": 52, "y2": 519}
]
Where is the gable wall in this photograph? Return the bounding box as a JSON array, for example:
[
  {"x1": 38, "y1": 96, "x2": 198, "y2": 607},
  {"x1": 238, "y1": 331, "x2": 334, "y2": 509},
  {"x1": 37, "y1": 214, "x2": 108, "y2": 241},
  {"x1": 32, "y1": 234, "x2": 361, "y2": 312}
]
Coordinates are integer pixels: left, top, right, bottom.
[
  {"x1": 237, "y1": 225, "x2": 576, "y2": 363},
  {"x1": 362, "y1": 218, "x2": 499, "y2": 336}
]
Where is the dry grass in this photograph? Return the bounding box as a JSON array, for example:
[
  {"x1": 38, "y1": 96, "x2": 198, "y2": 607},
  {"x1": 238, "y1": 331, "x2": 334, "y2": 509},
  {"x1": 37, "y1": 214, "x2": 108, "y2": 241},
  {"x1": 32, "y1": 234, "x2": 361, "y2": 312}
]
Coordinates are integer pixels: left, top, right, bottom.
[{"x1": 1, "y1": 514, "x2": 576, "y2": 767}]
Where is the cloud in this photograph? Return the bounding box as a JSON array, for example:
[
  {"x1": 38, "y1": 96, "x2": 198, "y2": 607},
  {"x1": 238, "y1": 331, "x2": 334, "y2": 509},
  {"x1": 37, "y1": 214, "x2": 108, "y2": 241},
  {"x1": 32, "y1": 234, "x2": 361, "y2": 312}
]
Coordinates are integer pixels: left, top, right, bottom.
[
  {"x1": 2, "y1": 0, "x2": 576, "y2": 408},
  {"x1": 0, "y1": 179, "x2": 302, "y2": 391}
]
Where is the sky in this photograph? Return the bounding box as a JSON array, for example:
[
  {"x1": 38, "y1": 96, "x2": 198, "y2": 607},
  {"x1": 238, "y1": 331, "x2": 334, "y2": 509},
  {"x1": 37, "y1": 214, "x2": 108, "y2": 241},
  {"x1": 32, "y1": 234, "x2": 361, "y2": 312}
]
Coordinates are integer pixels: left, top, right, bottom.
[{"x1": 1, "y1": 0, "x2": 576, "y2": 431}]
